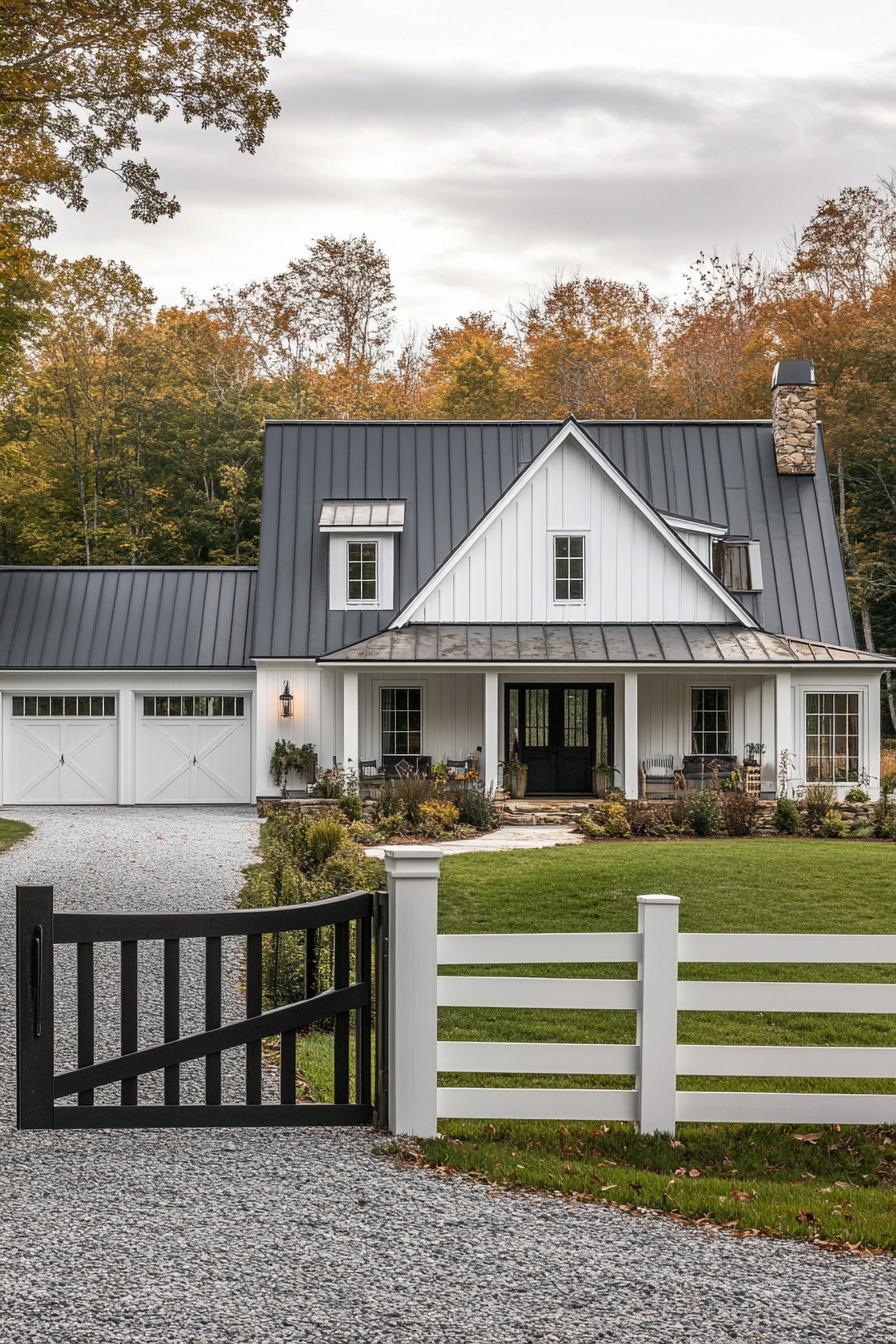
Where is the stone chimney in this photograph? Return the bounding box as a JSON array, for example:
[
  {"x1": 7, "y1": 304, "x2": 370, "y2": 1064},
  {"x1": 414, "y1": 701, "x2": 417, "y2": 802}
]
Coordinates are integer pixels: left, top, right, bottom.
[{"x1": 771, "y1": 360, "x2": 817, "y2": 474}]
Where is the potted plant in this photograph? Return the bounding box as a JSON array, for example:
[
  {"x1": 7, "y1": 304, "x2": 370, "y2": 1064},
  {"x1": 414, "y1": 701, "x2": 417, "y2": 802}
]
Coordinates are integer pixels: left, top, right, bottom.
[
  {"x1": 592, "y1": 760, "x2": 617, "y2": 798},
  {"x1": 269, "y1": 740, "x2": 317, "y2": 797},
  {"x1": 503, "y1": 755, "x2": 528, "y2": 799},
  {"x1": 269, "y1": 739, "x2": 299, "y2": 798}
]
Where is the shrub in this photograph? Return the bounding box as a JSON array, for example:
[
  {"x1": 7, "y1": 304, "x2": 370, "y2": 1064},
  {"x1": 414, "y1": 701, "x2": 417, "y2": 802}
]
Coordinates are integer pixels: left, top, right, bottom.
[
  {"x1": 456, "y1": 782, "x2": 501, "y2": 832},
  {"x1": 239, "y1": 811, "x2": 384, "y2": 1011},
  {"x1": 845, "y1": 787, "x2": 869, "y2": 803},
  {"x1": 346, "y1": 819, "x2": 385, "y2": 846},
  {"x1": 305, "y1": 815, "x2": 347, "y2": 866},
  {"x1": 850, "y1": 823, "x2": 874, "y2": 838},
  {"x1": 669, "y1": 796, "x2": 690, "y2": 831},
  {"x1": 375, "y1": 774, "x2": 439, "y2": 828},
  {"x1": 772, "y1": 797, "x2": 803, "y2": 835},
  {"x1": 416, "y1": 799, "x2": 460, "y2": 837},
  {"x1": 722, "y1": 791, "x2": 760, "y2": 837},
  {"x1": 803, "y1": 783, "x2": 836, "y2": 832},
  {"x1": 685, "y1": 789, "x2": 723, "y2": 837},
  {"x1": 576, "y1": 811, "x2": 602, "y2": 839},
  {"x1": 339, "y1": 793, "x2": 363, "y2": 823},
  {"x1": 821, "y1": 810, "x2": 847, "y2": 838},
  {"x1": 625, "y1": 802, "x2": 671, "y2": 836},
  {"x1": 583, "y1": 800, "x2": 631, "y2": 837},
  {"x1": 871, "y1": 798, "x2": 896, "y2": 840}
]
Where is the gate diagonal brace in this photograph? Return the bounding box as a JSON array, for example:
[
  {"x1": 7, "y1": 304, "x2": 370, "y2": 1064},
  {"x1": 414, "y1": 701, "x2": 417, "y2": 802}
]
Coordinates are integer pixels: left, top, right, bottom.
[{"x1": 54, "y1": 982, "x2": 367, "y2": 1099}]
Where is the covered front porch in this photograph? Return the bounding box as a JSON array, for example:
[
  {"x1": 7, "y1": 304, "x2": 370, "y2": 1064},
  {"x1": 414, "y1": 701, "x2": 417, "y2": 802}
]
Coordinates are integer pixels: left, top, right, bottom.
[{"x1": 338, "y1": 666, "x2": 795, "y2": 800}]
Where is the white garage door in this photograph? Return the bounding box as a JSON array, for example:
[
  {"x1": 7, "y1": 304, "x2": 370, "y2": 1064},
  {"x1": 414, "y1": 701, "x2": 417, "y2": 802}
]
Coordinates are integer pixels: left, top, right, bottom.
[
  {"x1": 136, "y1": 694, "x2": 250, "y2": 804},
  {"x1": 5, "y1": 694, "x2": 118, "y2": 804}
]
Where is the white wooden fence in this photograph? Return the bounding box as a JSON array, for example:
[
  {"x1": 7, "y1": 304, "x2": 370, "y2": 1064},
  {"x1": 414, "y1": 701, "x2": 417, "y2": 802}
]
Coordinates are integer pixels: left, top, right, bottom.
[{"x1": 382, "y1": 847, "x2": 896, "y2": 1137}]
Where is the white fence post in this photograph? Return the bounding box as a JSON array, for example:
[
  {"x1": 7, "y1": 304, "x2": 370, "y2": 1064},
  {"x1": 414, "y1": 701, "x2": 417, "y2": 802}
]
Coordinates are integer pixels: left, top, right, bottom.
[
  {"x1": 384, "y1": 845, "x2": 442, "y2": 1137},
  {"x1": 636, "y1": 894, "x2": 680, "y2": 1135}
]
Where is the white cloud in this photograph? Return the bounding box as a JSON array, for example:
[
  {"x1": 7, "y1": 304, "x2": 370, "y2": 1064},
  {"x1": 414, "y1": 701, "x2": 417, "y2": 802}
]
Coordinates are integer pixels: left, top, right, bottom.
[{"x1": 46, "y1": 2, "x2": 896, "y2": 328}]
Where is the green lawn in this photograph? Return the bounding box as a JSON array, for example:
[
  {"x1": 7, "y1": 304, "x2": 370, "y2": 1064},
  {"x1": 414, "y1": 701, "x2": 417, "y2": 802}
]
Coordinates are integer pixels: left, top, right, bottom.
[
  {"x1": 0, "y1": 817, "x2": 32, "y2": 854},
  {"x1": 419, "y1": 839, "x2": 896, "y2": 1250}
]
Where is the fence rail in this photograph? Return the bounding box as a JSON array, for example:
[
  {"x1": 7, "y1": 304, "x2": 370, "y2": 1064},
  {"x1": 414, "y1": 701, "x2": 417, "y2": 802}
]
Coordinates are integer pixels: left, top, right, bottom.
[{"x1": 389, "y1": 881, "x2": 896, "y2": 1136}]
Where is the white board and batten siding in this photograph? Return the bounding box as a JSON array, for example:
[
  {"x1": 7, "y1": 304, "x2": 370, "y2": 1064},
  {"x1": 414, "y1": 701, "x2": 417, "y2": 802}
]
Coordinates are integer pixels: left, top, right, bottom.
[
  {"x1": 254, "y1": 660, "x2": 339, "y2": 796},
  {"x1": 412, "y1": 438, "x2": 735, "y2": 625}
]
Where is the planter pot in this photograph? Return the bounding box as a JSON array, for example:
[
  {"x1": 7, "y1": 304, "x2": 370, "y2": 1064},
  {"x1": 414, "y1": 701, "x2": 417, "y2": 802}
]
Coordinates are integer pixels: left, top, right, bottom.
[
  {"x1": 592, "y1": 768, "x2": 614, "y2": 798},
  {"x1": 507, "y1": 769, "x2": 528, "y2": 799}
]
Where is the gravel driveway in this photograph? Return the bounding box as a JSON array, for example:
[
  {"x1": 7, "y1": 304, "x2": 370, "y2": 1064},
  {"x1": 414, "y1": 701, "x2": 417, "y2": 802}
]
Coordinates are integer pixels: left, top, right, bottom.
[{"x1": 0, "y1": 808, "x2": 894, "y2": 1344}]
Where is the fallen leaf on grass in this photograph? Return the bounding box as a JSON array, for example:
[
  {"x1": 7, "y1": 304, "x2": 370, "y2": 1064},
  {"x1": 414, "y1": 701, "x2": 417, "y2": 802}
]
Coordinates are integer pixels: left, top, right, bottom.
[
  {"x1": 793, "y1": 1133, "x2": 821, "y2": 1144},
  {"x1": 600, "y1": 1183, "x2": 617, "y2": 1192},
  {"x1": 797, "y1": 1210, "x2": 819, "y2": 1225}
]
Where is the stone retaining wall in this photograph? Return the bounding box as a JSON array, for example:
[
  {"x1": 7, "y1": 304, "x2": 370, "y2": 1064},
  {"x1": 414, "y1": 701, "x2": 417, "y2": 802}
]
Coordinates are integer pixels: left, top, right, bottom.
[{"x1": 501, "y1": 798, "x2": 878, "y2": 830}]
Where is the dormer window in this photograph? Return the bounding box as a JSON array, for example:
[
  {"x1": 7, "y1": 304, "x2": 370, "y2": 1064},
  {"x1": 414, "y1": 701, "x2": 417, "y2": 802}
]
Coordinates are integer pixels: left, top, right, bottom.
[
  {"x1": 320, "y1": 499, "x2": 404, "y2": 612},
  {"x1": 554, "y1": 535, "x2": 585, "y2": 602},
  {"x1": 347, "y1": 541, "x2": 377, "y2": 604}
]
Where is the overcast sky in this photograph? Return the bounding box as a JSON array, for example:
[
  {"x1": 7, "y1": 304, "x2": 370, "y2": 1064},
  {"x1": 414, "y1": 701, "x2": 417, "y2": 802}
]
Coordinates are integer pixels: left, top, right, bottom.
[{"x1": 50, "y1": 0, "x2": 896, "y2": 330}]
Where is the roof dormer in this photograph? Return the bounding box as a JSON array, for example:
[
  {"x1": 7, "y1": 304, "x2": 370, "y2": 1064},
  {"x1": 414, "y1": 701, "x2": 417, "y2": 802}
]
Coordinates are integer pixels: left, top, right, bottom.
[{"x1": 320, "y1": 499, "x2": 405, "y2": 612}]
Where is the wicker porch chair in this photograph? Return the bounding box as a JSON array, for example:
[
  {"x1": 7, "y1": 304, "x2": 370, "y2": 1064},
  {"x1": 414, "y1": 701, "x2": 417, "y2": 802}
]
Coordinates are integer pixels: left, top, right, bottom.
[{"x1": 640, "y1": 754, "x2": 675, "y2": 799}]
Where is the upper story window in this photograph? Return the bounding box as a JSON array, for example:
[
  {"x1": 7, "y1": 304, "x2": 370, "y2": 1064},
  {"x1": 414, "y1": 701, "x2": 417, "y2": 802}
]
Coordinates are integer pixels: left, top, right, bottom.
[
  {"x1": 347, "y1": 541, "x2": 377, "y2": 603},
  {"x1": 713, "y1": 539, "x2": 762, "y2": 593},
  {"x1": 554, "y1": 535, "x2": 585, "y2": 602},
  {"x1": 691, "y1": 687, "x2": 730, "y2": 755}
]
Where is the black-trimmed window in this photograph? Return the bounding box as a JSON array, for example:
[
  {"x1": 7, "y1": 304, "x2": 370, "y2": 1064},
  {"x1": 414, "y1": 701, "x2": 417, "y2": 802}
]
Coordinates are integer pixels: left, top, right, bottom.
[
  {"x1": 143, "y1": 695, "x2": 245, "y2": 718},
  {"x1": 691, "y1": 687, "x2": 730, "y2": 755},
  {"x1": 554, "y1": 535, "x2": 585, "y2": 602},
  {"x1": 347, "y1": 541, "x2": 377, "y2": 603},
  {"x1": 805, "y1": 692, "x2": 859, "y2": 782},
  {"x1": 11, "y1": 695, "x2": 115, "y2": 717},
  {"x1": 381, "y1": 687, "x2": 422, "y2": 756}
]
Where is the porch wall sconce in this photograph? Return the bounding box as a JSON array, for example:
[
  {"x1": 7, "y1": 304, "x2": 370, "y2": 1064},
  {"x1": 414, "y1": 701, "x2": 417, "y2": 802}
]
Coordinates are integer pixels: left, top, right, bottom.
[{"x1": 279, "y1": 681, "x2": 294, "y2": 718}]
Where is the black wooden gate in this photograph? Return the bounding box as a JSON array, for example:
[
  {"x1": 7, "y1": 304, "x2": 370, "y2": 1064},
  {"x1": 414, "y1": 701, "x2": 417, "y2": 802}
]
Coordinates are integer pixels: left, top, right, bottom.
[{"x1": 15, "y1": 884, "x2": 386, "y2": 1129}]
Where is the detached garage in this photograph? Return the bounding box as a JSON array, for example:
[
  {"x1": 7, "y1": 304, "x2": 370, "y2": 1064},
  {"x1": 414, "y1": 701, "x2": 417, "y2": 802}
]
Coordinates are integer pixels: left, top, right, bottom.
[{"x1": 0, "y1": 567, "x2": 256, "y2": 807}]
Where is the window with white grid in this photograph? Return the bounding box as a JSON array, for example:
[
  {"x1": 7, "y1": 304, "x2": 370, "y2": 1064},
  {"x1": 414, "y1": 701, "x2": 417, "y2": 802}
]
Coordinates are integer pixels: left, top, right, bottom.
[
  {"x1": 381, "y1": 687, "x2": 422, "y2": 756},
  {"x1": 347, "y1": 541, "x2": 378, "y2": 603},
  {"x1": 554, "y1": 535, "x2": 585, "y2": 602},
  {"x1": 805, "y1": 692, "x2": 859, "y2": 782}
]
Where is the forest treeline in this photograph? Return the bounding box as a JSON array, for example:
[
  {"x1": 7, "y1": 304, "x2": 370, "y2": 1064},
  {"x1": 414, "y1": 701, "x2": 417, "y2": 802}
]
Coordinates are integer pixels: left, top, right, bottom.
[{"x1": 1, "y1": 186, "x2": 895, "y2": 667}]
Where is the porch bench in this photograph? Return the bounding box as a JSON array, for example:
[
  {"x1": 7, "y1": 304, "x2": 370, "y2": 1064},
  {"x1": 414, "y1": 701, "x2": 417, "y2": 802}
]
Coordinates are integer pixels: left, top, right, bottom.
[
  {"x1": 680, "y1": 754, "x2": 738, "y2": 790},
  {"x1": 640, "y1": 755, "x2": 675, "y2": 798}
]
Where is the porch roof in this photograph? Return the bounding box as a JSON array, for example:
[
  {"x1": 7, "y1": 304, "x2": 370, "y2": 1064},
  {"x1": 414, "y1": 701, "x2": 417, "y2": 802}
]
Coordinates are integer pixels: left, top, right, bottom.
[{"x1": 319, "y1": 623, "x2": 893, "y2": 666}]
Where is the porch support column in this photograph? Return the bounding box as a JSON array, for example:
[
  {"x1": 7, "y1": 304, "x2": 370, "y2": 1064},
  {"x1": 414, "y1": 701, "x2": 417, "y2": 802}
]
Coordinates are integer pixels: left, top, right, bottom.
[
  {"x1": 342, "y1": 669, "x2": 359, "y2": 771},
  {"x1": 623, "y1": 670, "x2": 639, "y2": 800},
  {"x1": 482, "y1": 671, "x2": 499, "y2": 793},
  {"x1": 775, "y1": 670, "x2": 792, "y2": 794}
]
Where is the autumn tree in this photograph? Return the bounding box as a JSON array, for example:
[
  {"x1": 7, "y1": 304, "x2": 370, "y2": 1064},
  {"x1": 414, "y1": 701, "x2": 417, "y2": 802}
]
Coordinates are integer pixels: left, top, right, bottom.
[
  {"x1": 516, "y1": 276, "x2": 664, "y2": 419},
  {"x1": 658, "y1": 251, "x2": 773, "y2": 419},
  {"x1": 422, "y1": 312, "x2": 517, "y2": 418},
  {"x1": 0, "y1": 0, "x2": 290, "y2": 371}
]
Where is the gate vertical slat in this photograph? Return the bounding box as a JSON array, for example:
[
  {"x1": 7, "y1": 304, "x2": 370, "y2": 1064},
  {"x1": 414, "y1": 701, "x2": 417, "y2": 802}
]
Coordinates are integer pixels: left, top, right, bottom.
[
  {"x1": 334, "y1": 921, "x2": 350, "y2": 1105},
  {"x1": 76, "y1": 942, "x2": 95, "y2": 1105},
  {"x1": 16, "y1": 886, "x2": 55, "y2": 1129},
  {"x1": 305, "y1": 926, "x2": 317, "y2": 1000},
  {"x1": 120, "y1": 940, "x2": 139, "y2": 1105},
  {"x1": 205, "y1": 936, "x2": 222, "y2": 1105},
  {"x1": 355, "y1": 915, "x2": 372, "y2": 1108},
  {"x1": 163, "y1": 938, "x2": 180, "y2": 1105},
  {"x1": 280, "y1": 1030, "x2": 296, "y2": 1104},
  {"x1": 373, "y1": 889, "x2": 388, "y2": 1128},
  {"x1": 245, "y1": 933, "x2": 262, "y2": 1104}
]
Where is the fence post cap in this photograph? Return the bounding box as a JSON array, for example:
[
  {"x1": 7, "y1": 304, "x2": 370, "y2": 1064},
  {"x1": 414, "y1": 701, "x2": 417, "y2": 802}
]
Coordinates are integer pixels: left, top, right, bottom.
[
  {"x1": 636, "y1": 893, "x2": 681, "y2": 905},
  {"x1": 383, "y1": 846, "x2": 443, "y2": 877}
]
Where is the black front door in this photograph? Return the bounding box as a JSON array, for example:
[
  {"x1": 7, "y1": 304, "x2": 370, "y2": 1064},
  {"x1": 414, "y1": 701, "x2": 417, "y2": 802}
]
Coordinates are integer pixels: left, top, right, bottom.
[{"x1": 506, "y1": 684, "x2": 614, "y2": 795}]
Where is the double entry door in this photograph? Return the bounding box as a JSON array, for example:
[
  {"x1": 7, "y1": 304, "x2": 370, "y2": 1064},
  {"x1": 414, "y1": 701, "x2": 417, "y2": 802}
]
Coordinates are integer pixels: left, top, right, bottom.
[{"x1": 506, "y1": 683, "x2": 614, "y2": 795}]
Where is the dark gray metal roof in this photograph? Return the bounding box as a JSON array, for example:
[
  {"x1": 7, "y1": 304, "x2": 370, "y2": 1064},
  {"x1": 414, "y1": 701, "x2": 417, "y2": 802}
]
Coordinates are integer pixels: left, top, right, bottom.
[
  {"x1": 0, "y1": 567, "x2": 256, "y2": 670},
  {"x1": 320, "y1": 624, "x2": 890, "y2": 665},
  {"x1": 253, "y1": 419, "x2": 857, "y2": 658}
]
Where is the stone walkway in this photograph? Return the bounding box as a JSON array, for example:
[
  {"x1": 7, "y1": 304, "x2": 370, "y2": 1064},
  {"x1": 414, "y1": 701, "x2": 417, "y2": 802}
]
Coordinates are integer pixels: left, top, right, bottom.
[
  {"x1": 365, "y1": 822, "x2": 581, "y2": 858},
  {"x1": 0, "y1": 809, "x2": 893, "y2": 1344}
]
